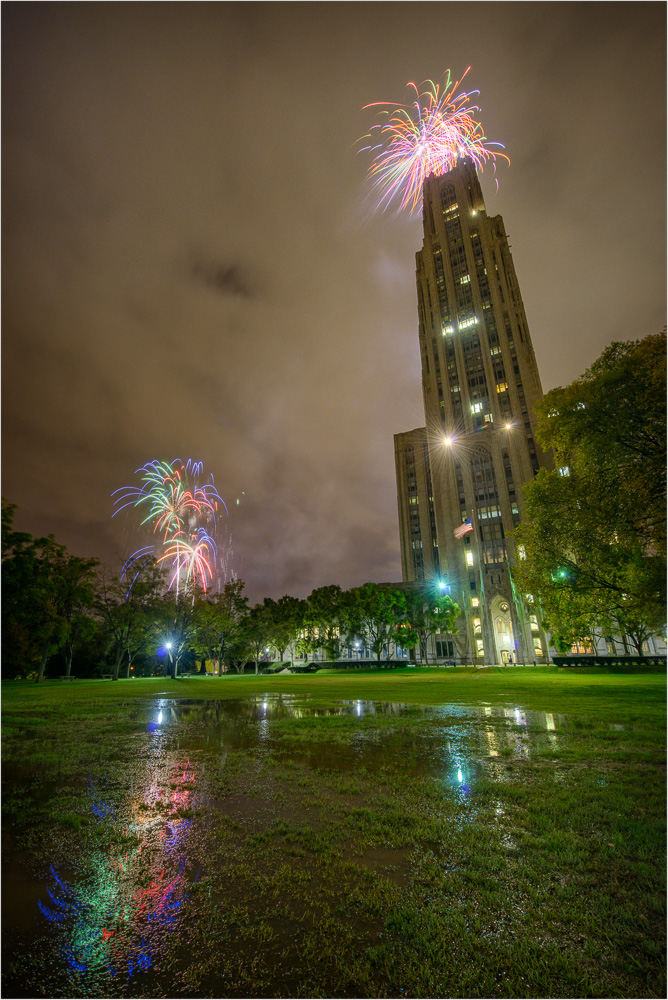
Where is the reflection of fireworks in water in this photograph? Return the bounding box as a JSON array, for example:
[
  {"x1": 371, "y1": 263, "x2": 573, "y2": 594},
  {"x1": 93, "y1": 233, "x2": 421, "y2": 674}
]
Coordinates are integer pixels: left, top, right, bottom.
[
  {"x1": 37, "y1": 759, "x2": 197, "y2": 984},
  {"x1": 112, "y1": 459, "x2": 228, "y2": 592},
  {"x1": 359, "y1": 67, "x2": 509, "y2": 214}
]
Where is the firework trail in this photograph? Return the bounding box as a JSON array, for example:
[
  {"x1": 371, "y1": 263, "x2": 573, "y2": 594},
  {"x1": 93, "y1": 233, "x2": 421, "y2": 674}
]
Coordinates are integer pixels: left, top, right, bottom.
[
  {"x1": 359, "y1": 68, "x2": 509, "y2": 214},
  {"x1": 112, "y1": 459, "x2": 227, "y2": 593}
]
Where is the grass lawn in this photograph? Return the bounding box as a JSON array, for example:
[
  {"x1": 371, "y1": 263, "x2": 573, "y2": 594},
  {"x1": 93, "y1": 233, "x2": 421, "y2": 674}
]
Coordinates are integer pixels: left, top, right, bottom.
[{"x1": 2, "y1": 668, "x2": 665, "y2": 998}]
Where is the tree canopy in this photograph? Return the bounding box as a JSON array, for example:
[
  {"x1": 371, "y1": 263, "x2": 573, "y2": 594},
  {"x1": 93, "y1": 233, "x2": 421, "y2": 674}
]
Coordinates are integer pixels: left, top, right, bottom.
[{"x1": 513, "y1": 332, "x2": 666, "y2": 654}]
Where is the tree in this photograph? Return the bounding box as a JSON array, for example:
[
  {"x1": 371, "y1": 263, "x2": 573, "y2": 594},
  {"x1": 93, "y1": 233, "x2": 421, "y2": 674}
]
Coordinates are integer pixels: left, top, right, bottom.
[
  {"x1": 245, "y1": 603, "x2": 275, "y2": 674},
  {"x1": 346, "y1": 583, "x2": 406, "y2": 663},
  {"x1": 301, "y1": 585, "x2": 345, "y2": 661},
  {"x1": 2, "y1": 501, "x2": 99, "y2": 680},
  {"x1": 154, "y1": 582, "x2": 205, "y2": 677},
  {"x1": 55, "y1": 555, "x2": 100, "y2": 677},
  {"x1": 513, "y1": 332, "x2": 666, "y2": 655},
  {"x1": 198, "y1": 579, "x2": 251, "y2": 674},
  {"x1": 396, "y1": 584, "x2": 460, "y2": 664},
  {"x1": 262, "y1": 595, "x2": 304, "y2": 665},
  {"x1": 97, "y1": 563, "x2": 164, "y2": 680}
]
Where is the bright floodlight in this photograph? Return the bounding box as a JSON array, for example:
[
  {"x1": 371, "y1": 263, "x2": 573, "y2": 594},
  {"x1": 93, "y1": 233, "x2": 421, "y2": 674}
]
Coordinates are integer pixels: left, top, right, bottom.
[
  {"x1": 439, "y1": 581, "x2": 447, "y2": 590},
  {"x1": 443, "y1": 436, "x2": 454, "y2": 446},
  {"x1": 505, "y1": 423, "x2": 513, "y2": 430},
  {"x1": 165, "y1": 641, "x2": 172, "y2": 649}
]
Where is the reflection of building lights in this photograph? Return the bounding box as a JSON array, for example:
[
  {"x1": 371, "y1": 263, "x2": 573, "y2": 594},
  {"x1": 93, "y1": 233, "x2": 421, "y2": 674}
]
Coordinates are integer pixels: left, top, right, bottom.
[
  {"x1": 545, "y1": 713, "x2": 555, "y2": 731},
  {"x1": 158, "y1": 711, "x2": 163, "y2": 724},
  {"x1": 457, "y1": 768, "x2": 463, "y2": 783}
]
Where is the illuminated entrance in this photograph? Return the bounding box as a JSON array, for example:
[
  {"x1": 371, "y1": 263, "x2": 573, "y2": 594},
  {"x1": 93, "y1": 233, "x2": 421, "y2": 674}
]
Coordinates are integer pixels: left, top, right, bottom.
[{"x1": 492, "y1": 598, "x2": 515, "y2": 664}]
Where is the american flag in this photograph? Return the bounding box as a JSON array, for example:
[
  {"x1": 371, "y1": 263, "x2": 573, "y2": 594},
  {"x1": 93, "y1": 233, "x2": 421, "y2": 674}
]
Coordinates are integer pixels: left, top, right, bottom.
[{"x1": 454, "y1": 519, "x2": 473, "y2": 539}]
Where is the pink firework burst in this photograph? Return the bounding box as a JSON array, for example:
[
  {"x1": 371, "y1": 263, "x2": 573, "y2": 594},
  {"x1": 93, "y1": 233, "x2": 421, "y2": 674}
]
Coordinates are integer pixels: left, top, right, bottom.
[{"x1": 359, "y1": 68, "x2": 509, "y2": 214}]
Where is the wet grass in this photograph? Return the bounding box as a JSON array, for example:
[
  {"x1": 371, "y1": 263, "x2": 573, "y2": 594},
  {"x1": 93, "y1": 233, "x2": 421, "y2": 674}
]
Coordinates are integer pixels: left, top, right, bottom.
[{"x1": 1, "y1": 669, "x2": 665, "y2": 998}]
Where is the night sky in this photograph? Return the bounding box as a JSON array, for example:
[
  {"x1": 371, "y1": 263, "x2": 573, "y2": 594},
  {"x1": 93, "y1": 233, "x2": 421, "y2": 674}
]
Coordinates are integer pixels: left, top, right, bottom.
[{"x1": 3, "y1": 2, "x2": 665, "y2": 602}]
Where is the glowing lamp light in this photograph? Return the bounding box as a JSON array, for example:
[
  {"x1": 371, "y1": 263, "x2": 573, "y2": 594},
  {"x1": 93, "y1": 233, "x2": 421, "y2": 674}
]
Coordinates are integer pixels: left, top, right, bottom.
[
  {"x1": 443, "y1": 436, "x2": 454, "y2": 446},
  {"x1": 165, "y1": 642, "x2": 172, "y2": 649},
  {"x1": 505, "y1": 422, "x2": 513, "y2": 430},
  {"x1": 439, "y1": 581, "x2": 447, "y2": 590}
]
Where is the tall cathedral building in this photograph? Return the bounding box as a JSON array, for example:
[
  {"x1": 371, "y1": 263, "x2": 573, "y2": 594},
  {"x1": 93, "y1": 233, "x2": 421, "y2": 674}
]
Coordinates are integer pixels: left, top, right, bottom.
[{"x1": 394, "y1": 158, "x2": 551, "y2": 664}]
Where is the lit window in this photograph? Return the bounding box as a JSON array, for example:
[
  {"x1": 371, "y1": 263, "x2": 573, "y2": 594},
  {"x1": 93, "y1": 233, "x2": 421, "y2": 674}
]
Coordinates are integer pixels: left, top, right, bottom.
[
  {"x1": 496, "y1": 382, "x2": 508, "y2": 393},
  {"x1": 459, "y1": 316, "x2": 478, "y2": 330},
  {"x1": 409, "y1": 497, "x2": 418, "y2": 505},
  {"x1": 484, "y1": 413, "x2": 494, "y2": 423},
  {"x1": 558, "y1": 466, "x2": 570, "y2": 477},
  {"x1": 518, "y1": 544, "x2": 526, "y2": 560},
  {"x1": 533, "y1": 638, "x2": 542, "y2": 653},
  {"x1": 526, "y1": 593, "x2": 534, "y2": 603},
  {"x1": 473, "y1": 617, "x2": 481, "y2": 634},
  {"x1": 460, "y1": 275, "x2": 471, "y2": 284},
  {"x1": 471, "y1": 402, "x2": 484, "y2": 413},
  {"x1": 496, "y1": 620, "x2": 506, "y2": 634},
  {"x1": 443, "y1": 325, "x2": 454, "y2": 335},
  {"x1": 471, "y1": 597, "x2": 479, "y2": 607},
  {"x1": 476, "y1": 639, "x2": 484, "y2": 654},
  {"x1": 466, "y1": 551, "x2": 474, "y2": 566}
]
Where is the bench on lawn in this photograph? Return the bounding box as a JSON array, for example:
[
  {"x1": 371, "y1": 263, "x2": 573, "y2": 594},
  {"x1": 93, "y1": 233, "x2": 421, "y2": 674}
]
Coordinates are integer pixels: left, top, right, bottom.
[
  {"x1": 58, "y1": 676, "x2": 76, "y2": 681},
  {"x1": 100, "y1": 674, "x2": 113, "y2": 680}
]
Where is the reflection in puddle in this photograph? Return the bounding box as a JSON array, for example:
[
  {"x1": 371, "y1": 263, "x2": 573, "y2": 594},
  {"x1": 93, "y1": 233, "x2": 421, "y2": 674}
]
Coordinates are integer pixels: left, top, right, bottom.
[{"x1": 6, "y1": 695, "x2": 579, "y2": 997}]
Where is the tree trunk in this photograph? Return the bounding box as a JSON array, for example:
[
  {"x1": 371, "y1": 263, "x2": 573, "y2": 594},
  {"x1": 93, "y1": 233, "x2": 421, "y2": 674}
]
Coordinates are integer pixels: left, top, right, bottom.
[
  {"x1": 112, "y1": 647, "x2": 124, "y2": 681},
  {"x1": 64, "y1": 644, "x2": 73, "y2": 678},
  {"x1": 37, "y1": 638, "x2": 51, "y2": 682}
]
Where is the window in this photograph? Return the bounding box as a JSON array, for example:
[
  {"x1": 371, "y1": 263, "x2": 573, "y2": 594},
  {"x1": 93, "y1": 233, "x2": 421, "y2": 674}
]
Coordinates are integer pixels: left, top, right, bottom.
[
  {"x1": 466, "y1": 551, "x2": 474, "y2": 566},
  {"x1": 473, "y1": 617, "x2": 482, "y2": 634},
  {"x1": 496, "y1": 620, "x2": 506, "y2": 634},
  {"x1": 459, "y1": 316, "x2": 478, "y2": 330},
  {"x1": 529, "y1": 615, "x2": 539, "y2": 631},
  {"x1": 558, "y1": 466, "x2": 570, "y2": 477},
  {"x1": 471, "y1": 402, "x2": 483, "y2": 414},
  {"x1": 570, "y1": 640, "x2": 594, "y2": 654},
  {"x1": 471, "y1": 597, "x2": 479, "y2": 607},
  {"x1": 476, "y1": 639, "x2": 484, "y2": 654},
  {"x1": 496, "y1": 382, "x2": 508, "y2": 393},
  {"x1": 518, "y1": 544, "x2": 526, "y2": 560}
]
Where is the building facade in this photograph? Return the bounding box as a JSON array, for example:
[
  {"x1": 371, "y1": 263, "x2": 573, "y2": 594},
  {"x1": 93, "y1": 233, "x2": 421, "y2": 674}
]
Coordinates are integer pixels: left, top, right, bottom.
[{"x1": 395, "y1": 158, "x2": 551, "y2": 664}]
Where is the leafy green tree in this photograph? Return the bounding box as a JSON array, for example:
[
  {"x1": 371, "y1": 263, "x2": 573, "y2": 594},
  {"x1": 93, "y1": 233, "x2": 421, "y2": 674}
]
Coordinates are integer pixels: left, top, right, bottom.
[
  {"x1": 300, "y1": 585, "x2": 346, "y2": 661},
  {"x1": 513, "y1": 332, "x2": 666, "y2": 655},
  {"x1": 245, "y1": 602, "x2": 275, "y2": 674},
  {"x1": 396, "y1": 584, "x2": 460, "y2": 664},
  {"x1": 198, "y1": 579, "x2": 251, "y2": 674},
  {"x1": 55, "y1": 554, "x2": 100, "y2": 677},
  {"x1": 154, "y1": 582, "x2": 205, "y2": 677},
  {"x1": 2, "y1": 500, "x2": 99, "y2": 680},
  {"x1": 346, "y1": 583, "x2": 406, "y2": 663},
  {"x1": 262, "y1": 595, "x2": 304, "y2": 665},
  {"x1": 97, "y1": 563, "x2": 164, "y2": 680}
]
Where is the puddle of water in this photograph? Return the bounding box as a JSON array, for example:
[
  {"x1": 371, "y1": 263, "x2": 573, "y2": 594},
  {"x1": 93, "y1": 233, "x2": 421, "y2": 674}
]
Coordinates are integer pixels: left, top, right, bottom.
[{"x1": 2, "y1": 694, "x2": 579, "y2": 997}]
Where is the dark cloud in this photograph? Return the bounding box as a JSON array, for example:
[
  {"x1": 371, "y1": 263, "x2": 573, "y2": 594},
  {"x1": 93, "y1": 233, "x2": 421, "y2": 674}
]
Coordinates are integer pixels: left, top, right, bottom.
[
  {"x1": 2, "y1": 2, "x2": 665, "y2": 602},
  {"x1": 192, "y1": 259, "x2": 252, "y2": 297}
]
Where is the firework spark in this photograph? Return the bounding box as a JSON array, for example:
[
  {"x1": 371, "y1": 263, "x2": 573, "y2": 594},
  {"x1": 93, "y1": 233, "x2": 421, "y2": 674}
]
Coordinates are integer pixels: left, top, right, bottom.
[
  {"x1": 112, "y1": 459, "x2": 226, "y2": 592},
  {"x1": 359, "y1": 68, "x2": 509, "y2": 214}
]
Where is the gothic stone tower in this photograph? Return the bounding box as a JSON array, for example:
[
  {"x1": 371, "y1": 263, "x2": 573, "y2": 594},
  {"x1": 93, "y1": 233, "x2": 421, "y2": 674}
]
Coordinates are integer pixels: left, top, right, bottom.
[{"x1": 395, "y1": 157, "x2": 551, "y2": 664}]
